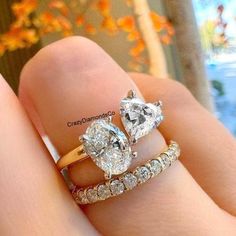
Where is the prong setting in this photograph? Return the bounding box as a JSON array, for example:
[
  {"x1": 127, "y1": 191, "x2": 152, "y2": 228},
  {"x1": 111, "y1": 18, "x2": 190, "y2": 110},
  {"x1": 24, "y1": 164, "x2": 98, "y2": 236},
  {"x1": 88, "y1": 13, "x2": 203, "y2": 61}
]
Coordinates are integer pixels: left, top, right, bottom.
[
  {"x1": 132, "y1": 151, "x2": 138, "y2": 159},
  {"x1": 105, "y1": 116, "x2": 112, "y2": 123},
  {"x1": 104, "y1": 172, "x2": 112, "y2": 180},
  {"x1": 129, "y1": 137, "x2": 137, "y2": 145},
  {"x1": 154, "y1": 100, "x2": 163, "y2": 107},
  {"x1": 127, "y1": 90, "x2": 136, "y2": 99},
  {"x1": 79, "y1": 135, "x2": 87, "y2": 143}
]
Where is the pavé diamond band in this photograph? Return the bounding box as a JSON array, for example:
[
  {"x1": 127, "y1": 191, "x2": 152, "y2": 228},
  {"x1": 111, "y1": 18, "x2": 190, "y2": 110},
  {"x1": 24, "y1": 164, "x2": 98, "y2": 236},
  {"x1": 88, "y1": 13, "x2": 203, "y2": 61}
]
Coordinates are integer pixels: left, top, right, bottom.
[{"x1": 71, "y1": 141, "x2": 180, "y2": 205}]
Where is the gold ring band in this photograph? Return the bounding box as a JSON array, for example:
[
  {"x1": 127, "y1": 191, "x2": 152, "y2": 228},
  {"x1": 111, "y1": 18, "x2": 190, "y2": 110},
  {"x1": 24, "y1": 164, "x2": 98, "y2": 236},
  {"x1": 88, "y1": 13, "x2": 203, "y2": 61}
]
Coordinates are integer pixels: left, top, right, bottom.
[
  {"x1": 71, "y1": 141, "x2": 180, "y2": 205},
  {"x1": 57, "y1": 145, "x2": 88, "y2": 170}
]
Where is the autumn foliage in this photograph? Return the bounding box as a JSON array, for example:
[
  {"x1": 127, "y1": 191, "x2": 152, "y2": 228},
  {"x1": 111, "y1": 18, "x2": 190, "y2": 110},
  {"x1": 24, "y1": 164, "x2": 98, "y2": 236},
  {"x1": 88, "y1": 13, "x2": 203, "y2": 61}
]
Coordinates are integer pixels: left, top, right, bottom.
[{"x1": 0, "y1": 0, "x2": 174, "y2": 70}]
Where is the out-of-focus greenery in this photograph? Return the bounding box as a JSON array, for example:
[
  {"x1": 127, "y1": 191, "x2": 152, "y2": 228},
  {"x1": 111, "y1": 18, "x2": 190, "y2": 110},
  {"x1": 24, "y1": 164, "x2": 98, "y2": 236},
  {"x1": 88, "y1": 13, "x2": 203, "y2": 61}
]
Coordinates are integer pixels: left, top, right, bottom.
[{"x1": 211, "y1": 79, "x2": 225, "y2": 96}]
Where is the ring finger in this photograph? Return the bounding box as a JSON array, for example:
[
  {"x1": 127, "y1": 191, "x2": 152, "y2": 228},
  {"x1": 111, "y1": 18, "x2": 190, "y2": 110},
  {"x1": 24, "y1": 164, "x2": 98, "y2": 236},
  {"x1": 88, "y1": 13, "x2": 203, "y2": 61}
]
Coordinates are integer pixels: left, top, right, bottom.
[{"x1": 19, "y1": 37, "x2": 236, "y2": 235}]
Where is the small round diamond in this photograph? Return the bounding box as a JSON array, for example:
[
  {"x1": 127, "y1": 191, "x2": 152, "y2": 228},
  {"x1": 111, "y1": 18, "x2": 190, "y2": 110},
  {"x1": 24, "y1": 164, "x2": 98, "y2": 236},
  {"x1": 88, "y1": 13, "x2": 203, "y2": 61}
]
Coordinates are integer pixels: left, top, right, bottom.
[
  {"x1": 74, "y1": 189, "x2": 88, "y2": 204},
  {"x1": 148, "y1": 159, "x2": 162, "y2": 176},
  {"x1": 135, "y1": 166, "x2": 151, "y2": 183},
  {"x1": 86, "y1": 188, "x2": 98, "y2": 203},
  {"x1": 123, "y1": 173, "x2": 138, "y2": 190},
  {"x1": 110, "y1": 180, "x2": 125, "y2": 196},
  {"x1": 166, "y1": 149, "x2": 176, "y2": 162},
  {"x1": 97, "y1": 184, "x2": 111, "y2": 200},
  {"x1": 159, "y1": 153, "x2": 171, "y2": 170}
]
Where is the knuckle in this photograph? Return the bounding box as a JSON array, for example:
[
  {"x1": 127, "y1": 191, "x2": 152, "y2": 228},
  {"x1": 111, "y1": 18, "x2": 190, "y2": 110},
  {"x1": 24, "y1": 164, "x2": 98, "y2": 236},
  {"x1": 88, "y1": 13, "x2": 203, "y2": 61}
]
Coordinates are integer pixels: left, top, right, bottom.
[{"x1": 158, "y1": 79, "x2": 198, "y2": 108}]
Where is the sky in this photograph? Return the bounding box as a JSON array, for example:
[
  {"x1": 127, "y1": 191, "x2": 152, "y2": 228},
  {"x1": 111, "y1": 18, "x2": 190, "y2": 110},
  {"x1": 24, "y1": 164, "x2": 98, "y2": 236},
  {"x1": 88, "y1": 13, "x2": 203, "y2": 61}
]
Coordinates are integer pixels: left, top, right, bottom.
[{"x1": 193, "y1": 0, "x2": 236, "y2": 38}]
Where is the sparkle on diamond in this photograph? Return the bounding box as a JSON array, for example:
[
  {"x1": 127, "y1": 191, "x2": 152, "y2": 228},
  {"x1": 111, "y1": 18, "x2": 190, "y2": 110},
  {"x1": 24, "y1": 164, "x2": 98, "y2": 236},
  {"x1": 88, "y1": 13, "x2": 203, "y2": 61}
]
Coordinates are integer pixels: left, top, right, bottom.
[
  {"x1": 120, "y1": 97, "x2": 163, "y2": 141},
  {"x1": 83, "y1": 120, "x2": 132, "y2": 175}
]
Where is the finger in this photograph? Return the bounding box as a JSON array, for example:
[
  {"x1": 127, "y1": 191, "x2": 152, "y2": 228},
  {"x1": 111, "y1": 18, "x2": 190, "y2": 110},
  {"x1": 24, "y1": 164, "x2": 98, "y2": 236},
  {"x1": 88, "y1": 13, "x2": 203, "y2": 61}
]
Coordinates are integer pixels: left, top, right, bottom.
[
  {"x1": 130, "y1": 72, "x2": 236, "y2": 216},
  {"x1": 0, "y1": 75, "x2": 97, "y2": 235},
  {"x1": 19, "y1": 37, "x2": 236, "y2": 235}
]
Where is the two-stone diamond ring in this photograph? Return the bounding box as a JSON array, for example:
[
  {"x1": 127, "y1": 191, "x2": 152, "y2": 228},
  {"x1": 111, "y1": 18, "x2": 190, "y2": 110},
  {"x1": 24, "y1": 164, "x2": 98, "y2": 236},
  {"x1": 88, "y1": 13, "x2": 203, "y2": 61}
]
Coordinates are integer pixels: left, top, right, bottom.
[
  {"x1": 57, "y1": 90, "x2": 164, "y2": 179},
  {"x1": 57, "y1": 90, "x2": 180, "y2": 204}
]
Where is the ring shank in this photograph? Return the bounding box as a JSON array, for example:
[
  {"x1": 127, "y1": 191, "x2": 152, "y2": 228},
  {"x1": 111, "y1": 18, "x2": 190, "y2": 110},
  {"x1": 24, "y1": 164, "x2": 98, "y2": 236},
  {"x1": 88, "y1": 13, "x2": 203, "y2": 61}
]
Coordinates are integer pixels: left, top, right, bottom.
[{"x1": 57, "y1": 144, "x2": 88, "y2": 170}]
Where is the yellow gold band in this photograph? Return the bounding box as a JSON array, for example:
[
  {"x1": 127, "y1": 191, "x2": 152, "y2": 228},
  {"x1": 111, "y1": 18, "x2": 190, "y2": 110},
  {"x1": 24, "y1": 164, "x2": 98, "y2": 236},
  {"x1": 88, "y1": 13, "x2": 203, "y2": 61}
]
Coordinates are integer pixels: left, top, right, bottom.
[{"x1": 57, "y1": 145, "x2": 88, "y2": 170}]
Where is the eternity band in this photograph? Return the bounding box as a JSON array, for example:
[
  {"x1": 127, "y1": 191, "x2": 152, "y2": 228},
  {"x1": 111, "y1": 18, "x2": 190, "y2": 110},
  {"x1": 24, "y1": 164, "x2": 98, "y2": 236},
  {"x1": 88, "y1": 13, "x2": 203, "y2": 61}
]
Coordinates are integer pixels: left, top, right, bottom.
[{"x1": 71, "y1": 141, "x2": 180, "y2": 205}]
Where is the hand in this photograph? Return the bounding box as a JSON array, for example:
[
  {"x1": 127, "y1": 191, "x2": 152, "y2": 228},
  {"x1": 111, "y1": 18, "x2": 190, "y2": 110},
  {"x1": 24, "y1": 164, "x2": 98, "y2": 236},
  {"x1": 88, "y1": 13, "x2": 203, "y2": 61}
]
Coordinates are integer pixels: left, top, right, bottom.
[{"x1": 0, "y1": 37, "x2": 236, "y2": 235}]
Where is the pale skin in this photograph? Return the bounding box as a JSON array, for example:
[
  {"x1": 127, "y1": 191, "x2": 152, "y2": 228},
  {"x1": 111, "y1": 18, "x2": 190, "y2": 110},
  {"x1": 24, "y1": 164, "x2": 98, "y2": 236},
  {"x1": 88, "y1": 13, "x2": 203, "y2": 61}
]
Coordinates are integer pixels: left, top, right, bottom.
[{"x1": 0, "y1": 37, "x2": 236, "y2": 235}]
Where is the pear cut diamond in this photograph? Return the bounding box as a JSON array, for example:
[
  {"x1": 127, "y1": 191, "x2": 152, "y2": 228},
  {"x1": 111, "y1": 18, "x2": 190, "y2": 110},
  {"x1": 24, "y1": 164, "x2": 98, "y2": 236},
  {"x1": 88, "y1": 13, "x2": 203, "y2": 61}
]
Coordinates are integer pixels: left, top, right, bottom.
[
  {"x1": 120, "y1": 95, "x2": 163, "y2": 141},
  {"x1": 83, "y1": 119, "x2": 132, "y2": 176}
]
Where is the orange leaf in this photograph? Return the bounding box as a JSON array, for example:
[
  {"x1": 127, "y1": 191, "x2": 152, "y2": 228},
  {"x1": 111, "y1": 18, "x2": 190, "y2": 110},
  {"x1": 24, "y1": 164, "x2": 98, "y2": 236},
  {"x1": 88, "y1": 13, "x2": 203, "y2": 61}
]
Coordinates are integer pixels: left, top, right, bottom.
[
  {"x1": 102, "y1": 16, "x2": 118, "y2": 34},
  {"x1": 76, "y1": 16, "x2": 84, "y2": 27},
  {"x1": 117, "y1": 16, "x2": 135, "y2": 32},
  {"x1": 85, "y1": 24, "x2": 96, "y2": 35},
  {"x1": 129, "y1": 40, "x2": 145, "y2": 57},
  {"x1": 160, "y1": 34, "x2": 171, "y2": 45},
  {"x1": 57, "y1": 15, "x2": 72, "y2": 31},
  {"x1": 127, "y1": 30, "x2": 140, "y2": 41},
  {"x1": 12, "y1": 0, "x2": 37, "y2": 18},
  {"x1": 150, "y1": 11, "x2": 166, "y2": 32},
  {"x1": 97, "y1": 0, "x2": 110, "y2": 16},
  {"x1": 48, "y1": 0, "x2": 69, "y2": 16}
]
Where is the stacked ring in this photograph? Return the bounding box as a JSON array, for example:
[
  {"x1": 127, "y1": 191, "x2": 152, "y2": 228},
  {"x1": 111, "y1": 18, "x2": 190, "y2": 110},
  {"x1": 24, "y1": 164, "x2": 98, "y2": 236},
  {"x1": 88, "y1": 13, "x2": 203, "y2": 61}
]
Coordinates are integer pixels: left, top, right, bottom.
[
  {"x1": 71, "y1": 141, "x2": 180, "y2": 204},
  {"x1": 57, "y1": 90, "x2": 180, "y2": 204}
]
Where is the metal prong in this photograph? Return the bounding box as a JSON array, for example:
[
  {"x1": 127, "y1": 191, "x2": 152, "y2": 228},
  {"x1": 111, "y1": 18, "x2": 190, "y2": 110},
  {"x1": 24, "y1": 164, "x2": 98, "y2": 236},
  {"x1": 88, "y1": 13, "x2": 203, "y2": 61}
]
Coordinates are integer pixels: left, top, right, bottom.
[
  {"x1": 79, "y1": 135, "x2": 85, "y2": 143},
  {"x1": 129, "y1": 136, "x2": 137, "y2": 145},
  {"x1": 79, "y1": 134, "x2": 89, "y2": 143},
  {"x1": 154, "y1": 100, "x2": 163, "y2": 107},
  {"x1": 127, "y1": 89, "x2": 136, "y2": 99},
  {"x1": 105, "y1": 116, "x2": 112, "y2": 123},
  {"x1": 155, "y1": 115, "x2": 164, "y2": 128},
  {"x1": 120, "y1": 108, "x2": 126, "y2": 116},
  {"x1": 104, "y1": 172, "x2": 112, "y2": 180},
  {"x1": 160, "y1": 115, "x2": 164, "y2": 122},
  {"x1": 132, "y1": 151, "x2": 138, "y2": 159}
]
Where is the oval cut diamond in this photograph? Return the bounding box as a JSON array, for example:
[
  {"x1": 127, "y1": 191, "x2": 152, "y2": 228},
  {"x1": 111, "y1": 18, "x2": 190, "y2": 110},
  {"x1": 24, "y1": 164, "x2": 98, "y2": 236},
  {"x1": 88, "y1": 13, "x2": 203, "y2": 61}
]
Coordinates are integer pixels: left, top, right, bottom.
[{"x1": 83, "y1": 119, "x2": 132, "y2": 176}]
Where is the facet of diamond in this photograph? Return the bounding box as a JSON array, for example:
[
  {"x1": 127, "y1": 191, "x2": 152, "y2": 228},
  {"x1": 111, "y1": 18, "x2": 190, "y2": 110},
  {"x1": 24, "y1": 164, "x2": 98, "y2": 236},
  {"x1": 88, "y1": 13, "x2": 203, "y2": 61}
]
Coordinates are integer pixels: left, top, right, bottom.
[
  {"x1": 120, "y1": 96, "x2": 163, "y2": 141},
  {"x1": 97, "y1": 184, "x2": 111, "y2": 200},
  {"x1": 86, "y1": 188, "x2": 98, "y2": 203},
  {"x1": 134, "y1": 166, "x2": 151, "y2": 183},
  {"x1": 83, "y1": 119, "x2": 132, "y2": 176},
  {"x1": 110, "y1": 180, "x2": 125, "y2": 196},
  {"x1": 123, "y1": 173, "x2": 138, "y2": 190},
  {"x1": 148, "y1": 159, "x2": 162, "y2": 176}
]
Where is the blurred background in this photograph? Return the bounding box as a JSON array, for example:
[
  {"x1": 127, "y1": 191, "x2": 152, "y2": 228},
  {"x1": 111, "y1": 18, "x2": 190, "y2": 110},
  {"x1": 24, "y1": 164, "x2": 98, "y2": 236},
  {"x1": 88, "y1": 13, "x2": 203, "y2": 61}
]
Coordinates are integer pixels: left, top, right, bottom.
[{"x1": 0, "y1": 0, "x2": 235, "y2": 136}]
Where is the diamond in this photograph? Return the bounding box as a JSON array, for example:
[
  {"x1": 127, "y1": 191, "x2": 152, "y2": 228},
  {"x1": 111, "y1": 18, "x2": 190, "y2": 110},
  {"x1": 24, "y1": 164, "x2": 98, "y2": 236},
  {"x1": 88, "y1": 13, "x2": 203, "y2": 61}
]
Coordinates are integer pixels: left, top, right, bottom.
[
  {"x1": 148, "y1": 159, "x2": 162, "y2": 176},
  {"x1": 86, "y1": 188, "x2": 98, "y2": 203},
  {"x1": 167, "y1": 148, "x2": 177, "y2": 162},
  {"x1": 123, "y1": 173, "x2": 138, "y2": 190},
  {"x1": 135, "y1": 166, "x2": 151, "y2": 183},
  {"x1": 83, "y1": 119, "x2": 132, "y2": 175},
  {"x1": 74, "y1": 189, "x2": 88, "y2": 204},
  {"x1": 97, "y1": 184, "x2": 111, "y2": 200},
  {"x1": 120, "y1": 96, "x2": 163, "y2": 141},
  {"x1": 159, "y1": 153, "x2": 171, "y2": 170},
  {"x1": 110, "y1": 180, "x2": 125, "y2": 195}
]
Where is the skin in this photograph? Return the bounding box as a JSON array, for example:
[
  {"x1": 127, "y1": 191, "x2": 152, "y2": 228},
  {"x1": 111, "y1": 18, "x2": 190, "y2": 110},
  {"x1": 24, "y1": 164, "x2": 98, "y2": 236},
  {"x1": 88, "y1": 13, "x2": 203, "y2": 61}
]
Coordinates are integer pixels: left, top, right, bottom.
[{"x1": 0, "y1": 36, "x2": 235, "y2": 235}]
